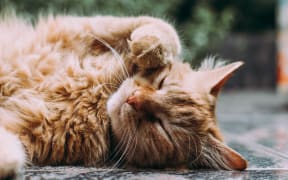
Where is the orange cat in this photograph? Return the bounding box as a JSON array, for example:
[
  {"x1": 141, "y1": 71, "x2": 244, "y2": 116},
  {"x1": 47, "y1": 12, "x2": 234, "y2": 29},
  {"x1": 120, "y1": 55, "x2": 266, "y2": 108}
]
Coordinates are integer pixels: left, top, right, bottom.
[{"x1": 0, "y1": 15, "x2": 246, "y2": 178}]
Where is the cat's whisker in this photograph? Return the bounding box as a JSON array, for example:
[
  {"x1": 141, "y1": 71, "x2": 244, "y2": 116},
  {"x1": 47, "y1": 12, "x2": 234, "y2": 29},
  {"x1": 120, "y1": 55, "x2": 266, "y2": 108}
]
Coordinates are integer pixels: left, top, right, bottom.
[
  {"x1": 110, "y1": 74, "x2": 124, "y2": 86},
  {"x1": 120, "y1": 126, "x2": 138, "y2": 165},
  {"x1": 110, "y1": 125, "x2": 132, "y2": 168},
  {"x1": 121, "y1": 128, "x2": 138, "y2": 168},
  {"x1": 111, "y1": 134, "x2": 127, "y2": 160},
  {"x1": 192, "y1": 140, "x2": 199, "y2": 163},
  {"x1": 89, "y1": 34, "x2": 129, "y2": 79},
  {"x1": 189, "y1": 134, "x2": 202, "y2": 166},
  {"x1": 103, "y1": 129, "x2": 129, "y2": 172},
  {"x1": 111, "y1": 130, "x2": 132, "y2": 169},
  {"x1": 99, "y1": 82, "x2": 119, "y2": 92},
  {"x1": 187, "y1": 135, "x2": 192, "y2": 158},
  {"x1": 102, "y1": 72, "x2": 124, "y2": 94},
  {"x1": 193, "y1": 138, "x2": 199, "y2": 160},
  {"x1": 109, "y1": 68, "x2": 128, "y2": 88},
  {"x1": 107, "y1": 68, "x2": 122, "y2": 86}
]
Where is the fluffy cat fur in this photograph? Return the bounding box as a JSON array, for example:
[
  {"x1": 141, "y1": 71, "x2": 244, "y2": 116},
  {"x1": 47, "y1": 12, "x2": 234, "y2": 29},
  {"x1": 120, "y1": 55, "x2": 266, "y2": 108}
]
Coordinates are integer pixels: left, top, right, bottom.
[{"x1": 0, "y1": 15, "x2": 247, "y2": 178}]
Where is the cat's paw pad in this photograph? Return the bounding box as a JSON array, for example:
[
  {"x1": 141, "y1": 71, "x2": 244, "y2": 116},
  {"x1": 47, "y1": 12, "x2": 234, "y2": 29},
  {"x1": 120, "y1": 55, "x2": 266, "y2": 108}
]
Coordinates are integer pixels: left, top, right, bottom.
[{"x1": 129, "y1": 36, "x2": 166, "y2": 70}]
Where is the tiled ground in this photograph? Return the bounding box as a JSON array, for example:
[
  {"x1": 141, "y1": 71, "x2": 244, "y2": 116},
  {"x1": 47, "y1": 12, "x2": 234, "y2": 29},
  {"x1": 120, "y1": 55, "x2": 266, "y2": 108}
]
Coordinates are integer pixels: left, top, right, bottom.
[{"x1": 22, "y1": 91, "x2": 288, "y2": 180}]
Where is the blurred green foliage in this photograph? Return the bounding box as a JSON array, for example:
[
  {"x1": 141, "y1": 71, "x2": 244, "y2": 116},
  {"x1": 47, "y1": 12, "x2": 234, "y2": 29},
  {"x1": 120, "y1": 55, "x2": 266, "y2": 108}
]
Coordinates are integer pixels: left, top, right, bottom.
[{"x1": 0, "y1": 0, "x2": 275, "y2": 64}]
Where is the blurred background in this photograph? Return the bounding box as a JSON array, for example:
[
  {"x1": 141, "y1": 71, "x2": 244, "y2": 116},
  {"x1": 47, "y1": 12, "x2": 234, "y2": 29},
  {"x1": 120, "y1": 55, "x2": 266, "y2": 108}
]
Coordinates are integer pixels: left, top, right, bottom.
[{"x1": 0, "y1": 0, "x2": 277, "y2": 90}]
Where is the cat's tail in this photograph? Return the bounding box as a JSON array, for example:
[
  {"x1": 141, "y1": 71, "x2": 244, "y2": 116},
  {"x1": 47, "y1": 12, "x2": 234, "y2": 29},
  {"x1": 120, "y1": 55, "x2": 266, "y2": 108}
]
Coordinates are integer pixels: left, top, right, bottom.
[{"x1": 0, "y1": 126, "x2": 26, "y2": 178}]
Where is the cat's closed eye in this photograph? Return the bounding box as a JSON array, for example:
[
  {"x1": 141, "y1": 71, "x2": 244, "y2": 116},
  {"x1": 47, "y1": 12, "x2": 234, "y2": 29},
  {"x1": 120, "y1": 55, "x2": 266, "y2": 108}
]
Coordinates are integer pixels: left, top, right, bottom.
[{"x1": 158, "y1": 76, "x2": 166, "y2": 89}]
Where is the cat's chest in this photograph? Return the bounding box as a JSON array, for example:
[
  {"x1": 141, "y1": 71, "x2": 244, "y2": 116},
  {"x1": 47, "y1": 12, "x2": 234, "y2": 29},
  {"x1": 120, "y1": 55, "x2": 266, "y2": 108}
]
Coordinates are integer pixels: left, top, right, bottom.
[{"x1": 20, "y1": 87, "x2": 112, "y2": 166}]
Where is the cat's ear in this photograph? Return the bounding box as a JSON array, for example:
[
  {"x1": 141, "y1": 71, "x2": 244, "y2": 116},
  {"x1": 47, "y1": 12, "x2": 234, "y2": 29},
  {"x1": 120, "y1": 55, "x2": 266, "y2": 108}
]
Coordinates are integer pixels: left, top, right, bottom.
[
  {"x1": 201, "y1": 61, "x2": 243, "y2": 96},
  {"x1": 200, "y1": 134, "x2": 247, "y2": 170}
]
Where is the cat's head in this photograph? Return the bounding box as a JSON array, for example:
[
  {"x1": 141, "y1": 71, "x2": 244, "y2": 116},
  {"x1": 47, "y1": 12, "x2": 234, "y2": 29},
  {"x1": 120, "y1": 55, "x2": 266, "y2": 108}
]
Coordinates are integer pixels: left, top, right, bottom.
[{"x1": 107, "y1": 60, "x2": 247, "y2": 170}]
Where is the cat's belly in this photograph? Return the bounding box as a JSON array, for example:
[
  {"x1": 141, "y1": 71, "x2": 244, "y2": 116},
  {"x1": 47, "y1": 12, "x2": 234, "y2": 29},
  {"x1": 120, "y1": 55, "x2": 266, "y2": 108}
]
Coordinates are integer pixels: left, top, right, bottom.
[
  {"x1": 22, "y1": 106, "x2": 110, "y2": 166},
  {"x1": 11, "y1": 86, "x2": 114, "y2": 166}
]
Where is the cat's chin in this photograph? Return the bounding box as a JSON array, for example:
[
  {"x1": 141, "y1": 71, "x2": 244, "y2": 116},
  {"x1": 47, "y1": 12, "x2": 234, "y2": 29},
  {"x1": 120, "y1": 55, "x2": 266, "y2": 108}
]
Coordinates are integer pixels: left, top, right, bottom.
[
  {"x1": 120, "y1": 103, "x2": 138, "y2": 120},
  {"x1": 107, "y1": 96, "x2": 137, "y2": 132},
  {"x1": 107, "y1": 78, "x2": 139, "y2": 126},
  {"x1": 112, "y1": 102, "x2": 138, "y2": 130}
]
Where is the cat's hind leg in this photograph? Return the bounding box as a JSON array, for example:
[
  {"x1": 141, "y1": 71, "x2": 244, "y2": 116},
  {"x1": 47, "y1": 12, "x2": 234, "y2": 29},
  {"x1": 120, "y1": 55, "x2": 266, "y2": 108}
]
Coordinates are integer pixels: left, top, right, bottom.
[{"x1": 0, "y1": 126, "x2": 25, "y2": 179}]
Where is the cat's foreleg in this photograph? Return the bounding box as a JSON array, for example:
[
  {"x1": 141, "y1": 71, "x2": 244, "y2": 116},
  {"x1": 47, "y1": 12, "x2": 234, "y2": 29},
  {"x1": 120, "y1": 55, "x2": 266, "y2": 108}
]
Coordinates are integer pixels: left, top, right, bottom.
[
  {"x1": 0, "y1": 127, "x2": 25, "y2": 178},
  {"x1": 128, "y1": 17, "x2": 181, "y2": 70}
]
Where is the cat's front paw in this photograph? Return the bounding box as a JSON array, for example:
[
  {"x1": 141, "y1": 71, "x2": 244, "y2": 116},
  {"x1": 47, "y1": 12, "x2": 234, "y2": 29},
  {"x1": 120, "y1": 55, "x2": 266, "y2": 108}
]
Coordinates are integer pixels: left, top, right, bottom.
[
  {"x1": 129, "y1": 36, "x2": 166, "y2": 70},
  {"x1": 0, "y1": 127, "x2": 25, "y2": 179}
]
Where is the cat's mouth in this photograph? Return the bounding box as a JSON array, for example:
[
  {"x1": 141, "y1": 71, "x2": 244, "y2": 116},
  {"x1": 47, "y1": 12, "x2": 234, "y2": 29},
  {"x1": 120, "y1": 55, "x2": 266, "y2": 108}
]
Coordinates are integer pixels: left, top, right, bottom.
[{"x1": 120, "y1": 102, "x2": 136, "y2": 116}]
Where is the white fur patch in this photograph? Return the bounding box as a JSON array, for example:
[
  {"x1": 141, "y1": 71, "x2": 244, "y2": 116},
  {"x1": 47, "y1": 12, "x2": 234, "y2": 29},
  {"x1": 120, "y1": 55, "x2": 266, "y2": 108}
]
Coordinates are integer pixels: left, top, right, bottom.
[
  {"x1": 197, "y1": 56, "x2": 227, "y2": 71},
  {"x1": 0, "y1": 127, "x2": 25, "y2": 178}
]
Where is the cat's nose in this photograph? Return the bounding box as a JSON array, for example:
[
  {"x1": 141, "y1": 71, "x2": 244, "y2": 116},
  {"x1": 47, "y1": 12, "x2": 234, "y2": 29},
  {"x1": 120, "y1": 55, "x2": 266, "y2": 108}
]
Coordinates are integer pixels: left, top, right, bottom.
[{"x1": 126, "y1": 90, "x2": 142, "y2": 111}]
